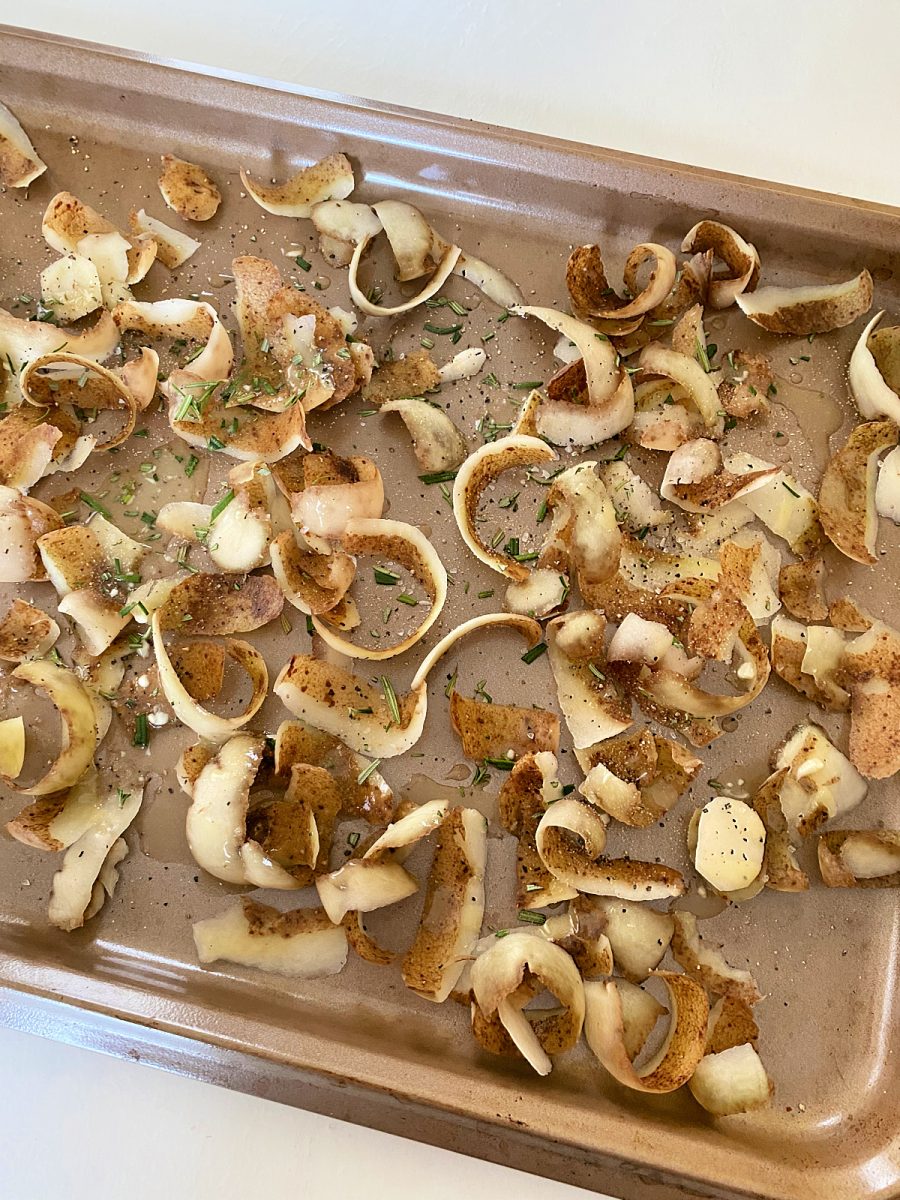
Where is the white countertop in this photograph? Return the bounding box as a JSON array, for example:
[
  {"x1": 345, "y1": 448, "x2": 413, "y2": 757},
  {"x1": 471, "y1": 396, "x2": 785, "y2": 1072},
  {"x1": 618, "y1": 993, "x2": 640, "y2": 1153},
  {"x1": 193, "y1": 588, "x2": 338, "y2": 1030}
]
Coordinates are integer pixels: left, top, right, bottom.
[{"x1": 1, "y1": 3, "x2": 897, "y2": 1198}]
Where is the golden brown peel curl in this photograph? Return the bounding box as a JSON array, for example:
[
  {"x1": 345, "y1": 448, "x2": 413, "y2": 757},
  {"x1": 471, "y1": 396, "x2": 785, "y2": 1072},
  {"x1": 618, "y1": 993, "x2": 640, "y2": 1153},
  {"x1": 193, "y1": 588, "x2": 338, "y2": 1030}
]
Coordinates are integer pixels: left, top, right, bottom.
[
  {"x1": 498, "y1": 752, "x2": 577, "y2": 909},
  {"x1": 450, "y1": 691, "x2": 559, "y2": 762},
  {"x1": 818, "y1": 830, "x2": 900, "y2": 887},
  {"x1": 778, "y1": 557, "x2": 828, "y2": 622},
  {"x1": 470, "y1": 933, "x2": 585, "y2": 1075},
  {"x1": 275, "y1": 655, "x2": 427, "y2": 758},
  {"x1": 850, "y1": 312, "x2": 900, "y2": 423},
  {"x1": 577, "y1": 728, "x2": 701, "y2": 828},
  {"x1": 154, "y1": 572, "x2": 283, "y2": 635},
  {"x1": 539, "y1": 462, "x2": 622, "y2": 591},
  {"x1": 185, "y1": 733, "x2": 300, "y2": 888},
  {"x1": 0, "y1": 487, "x2": 63, "y2": 583},
  {"x1": 0, "y1": 599, "x2": 59, "y2": 662},
  {"x1": 681, "y1": 220, "x2": 760, "y2": 310},
  {"x1": 349, "y1": 232, "x2": 461, "y2": 317},
  {"x1": 240, "y1": 153, "x2": 354, "y2": 217},
  {"x1": 194, "y1": 899, "x2": 349, "y2": 978},
  {"x1": 638, "y1": 342, "x2": 722, "y2": 432},
  {"x1": 0, "y1": 307, "x2": 119, "y2": 383},
  {"x1": 311, "y1": 518, "x2": 447, "y2": 660},
  {"x1": 20, "y1": 352, "x2": 140, "y2": 451},
  {"x1": 380, "y1": 398, "x2": 468, "y2": 472},
  {"x1": 153, "y1": 612, "x2": 268, "y2": 743},
  {"x1": 818, "y1": 419, "x2": 898, "y2": 564},
  {"x1": 584, "y1": 971, "x2": 708, "y2": 1093},
  {"x1": 547, "y1": 611, "x2": 632, "y2": 750},
  {"x1": 411, "y1": 611, "x2": 543, "y2": 693},
  {"x1": 753, "y1": 769, "x2": 810, "y2": 892},
  {"x1": 510, "y1": 306, "x2": 634, "y2": 445},
  {"x1": 536, "y1": 793, "x2": 685, "y2": 900},
  {"x1": 671, "y1": 912, "x2": 762, "y2": 1004},
  {"x1": 316, "y1": 799, "x2": 447, "y2": 924},
  {"x1": 736, "y1": 269, "x2": 873, "y2": 335},
  {"x1": 402, "y1": 807, "x2": 487, "y2": 1003},
  {"x1": 0, "y1": 407, "x2": 78, "y2": 491},
  {"x1": 841, "y1": 621, "x2": 900, "y2": 779},
  {"x1": 8, "y1": 660, "x2": 97, "y2": 796},
  {"x1": 38, "y1": 516, "x2": 146, "y2": 657},
  {"x1": 661, "y1": 439, "x2": 778, "y2": 513},
  {"x1": 452, "y1": 435, "x2": 557, "y2": 582},
  {"x1": 566, "y1": 240, "x2": 678, "y2": 323},
  {"x1": 42, "y1": 192, "x2": 156, "y2": 284},
  {"x1": 48, "y1": 784, "x2": 142, "y2": 931},
  {"x1": 159, "y1": 154, "x2": 221, "y2": 221},
  {"x1": 270, "y1": 533, "x2": 357, "y2": 623},
  {"x1": 272, "y1": 451, "x2": 384, "y2": 546},
  {"x1": 0, "y1": 100, "x2": 46, "y2": 186}
]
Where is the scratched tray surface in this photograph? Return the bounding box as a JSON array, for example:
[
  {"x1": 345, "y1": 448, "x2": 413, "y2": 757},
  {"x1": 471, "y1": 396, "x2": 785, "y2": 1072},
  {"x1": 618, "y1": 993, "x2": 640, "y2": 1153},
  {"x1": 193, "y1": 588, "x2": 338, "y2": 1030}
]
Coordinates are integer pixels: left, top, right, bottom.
[{"x1": 1, "y1": 27, "x2": 899, "y2": 1200}]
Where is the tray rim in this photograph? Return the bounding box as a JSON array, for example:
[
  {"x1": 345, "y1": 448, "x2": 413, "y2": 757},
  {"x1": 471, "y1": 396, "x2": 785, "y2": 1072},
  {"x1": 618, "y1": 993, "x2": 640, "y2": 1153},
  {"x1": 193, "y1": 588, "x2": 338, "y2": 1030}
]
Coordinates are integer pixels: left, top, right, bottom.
[
  {"x1": 4, "y1": 22, "x2": 900, "y2": 224},
  {"x1": 1, "y1": 22, "x2": 899, "y2": 1200}
]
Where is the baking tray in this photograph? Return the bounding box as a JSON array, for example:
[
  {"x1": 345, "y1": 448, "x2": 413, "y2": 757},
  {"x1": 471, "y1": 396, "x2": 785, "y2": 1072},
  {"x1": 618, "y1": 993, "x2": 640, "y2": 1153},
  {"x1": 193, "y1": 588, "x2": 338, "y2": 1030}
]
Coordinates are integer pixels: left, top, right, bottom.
[{"x1": 1, "y1": 24, "x2": 899, "y2": 1200}]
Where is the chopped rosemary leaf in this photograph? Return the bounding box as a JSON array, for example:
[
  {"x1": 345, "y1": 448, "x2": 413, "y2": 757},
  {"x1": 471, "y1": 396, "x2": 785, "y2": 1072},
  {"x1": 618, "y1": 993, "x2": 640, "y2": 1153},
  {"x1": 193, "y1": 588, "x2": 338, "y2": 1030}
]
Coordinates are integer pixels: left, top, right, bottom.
[
  {"x1": 481, "y1": 332, "x2": 495, "y2": 343},
  {"x1": 484, "y1": 756, "x2": 515, "y2": 771},
  {"x1": 295, "y1": 254, "x2": 311, "y2": 272},
  {"x1": 133, "y1": 713, "x2": 149, "y2": 748},
  {"x1": 305, "y1": 615, "x2": 314, "y2": 636},
  {"x1": 280, "y1": 612, "x2": 293, "y2": 635},
  {"x1": 419, "y1": 469, "x2": 457, "y2": 485},
  {"x1": 510, "y1": 380, "x2": 544, "y2": 390},
  {"x1": 588, "y1": 662, "x2": 606, "y2": 681},
  {"x1": 184, "y1": 454, "x2": 200, "y2": 477},
  {"x1": 471, "y1": 763, "x2": 490, "y2": 788},
  {"x1": 497, "y1": 310, "x2": 510, "y2": 323},
  {"x1": 210, "y1": 489, "x2": 235, "y2": 521},
  {"x1": 420, "y1": 337, "x2": 435, "y2": 350},
  {"x1": 444, "y1": 667, "x2": 458, "y2": 698},
  {"x1": 397, "y1": 593, "x2": 418, "y2": 606},
  {"x1": 347, "y1": 831, "x2": 361, "y2": 848},
  {"x1": 477, "y1": 589, "x2": 494, "y2": 599},
  {"x1": 79, "y1": 491, "x2": 111, "y2": 518},
  {"x1": 374, "y1": 566, "x2": 400, "y2": 585},
  {"x1": 536, "y1": 495, "x2": 549, "y2": 524},
  {"x1": 380, "y1": 675, "x2": 401, "y2": 726},
  {"x1": 357, "y1": 758, "x2": 382, "y2": 785},
  {"x1": 207, "y1": 435, "x2": 226, "y2": 451},
  {"x1": 521, "y1": 642, "x2": 547, "y2": 665},
  {"x1": 782, "y1": 481, "x2": 800, "y2": 498},
  {"x1": 423, "y1": 322, "x2": 463, "y2": 337},
  {"x1": 517, "y1": 909, "x2": 546, "y2": 925},
  {"x1": 695, "y1": 337, "x2": 711, "y2": 373},
  {"x1": 498, "y1": 492, "x2": 519, "y2": 511},
  {"x1": 483, "y1": 372, "x2": 500, "y2": 387}
]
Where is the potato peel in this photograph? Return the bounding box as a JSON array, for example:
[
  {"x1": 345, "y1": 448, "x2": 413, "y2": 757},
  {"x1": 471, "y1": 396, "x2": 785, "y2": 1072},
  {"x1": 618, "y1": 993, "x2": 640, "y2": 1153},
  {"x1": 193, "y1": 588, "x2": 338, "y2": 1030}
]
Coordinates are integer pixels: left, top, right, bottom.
[
  {"x1": 584, "y1": 971, "x2": 708, "y2": 1093},
  {"x1": 736, "y1": 270, "x2": 873, "y2": 335},
  {"x1": 241, "y1": 152, "x2": 354, "y2": 218}
]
